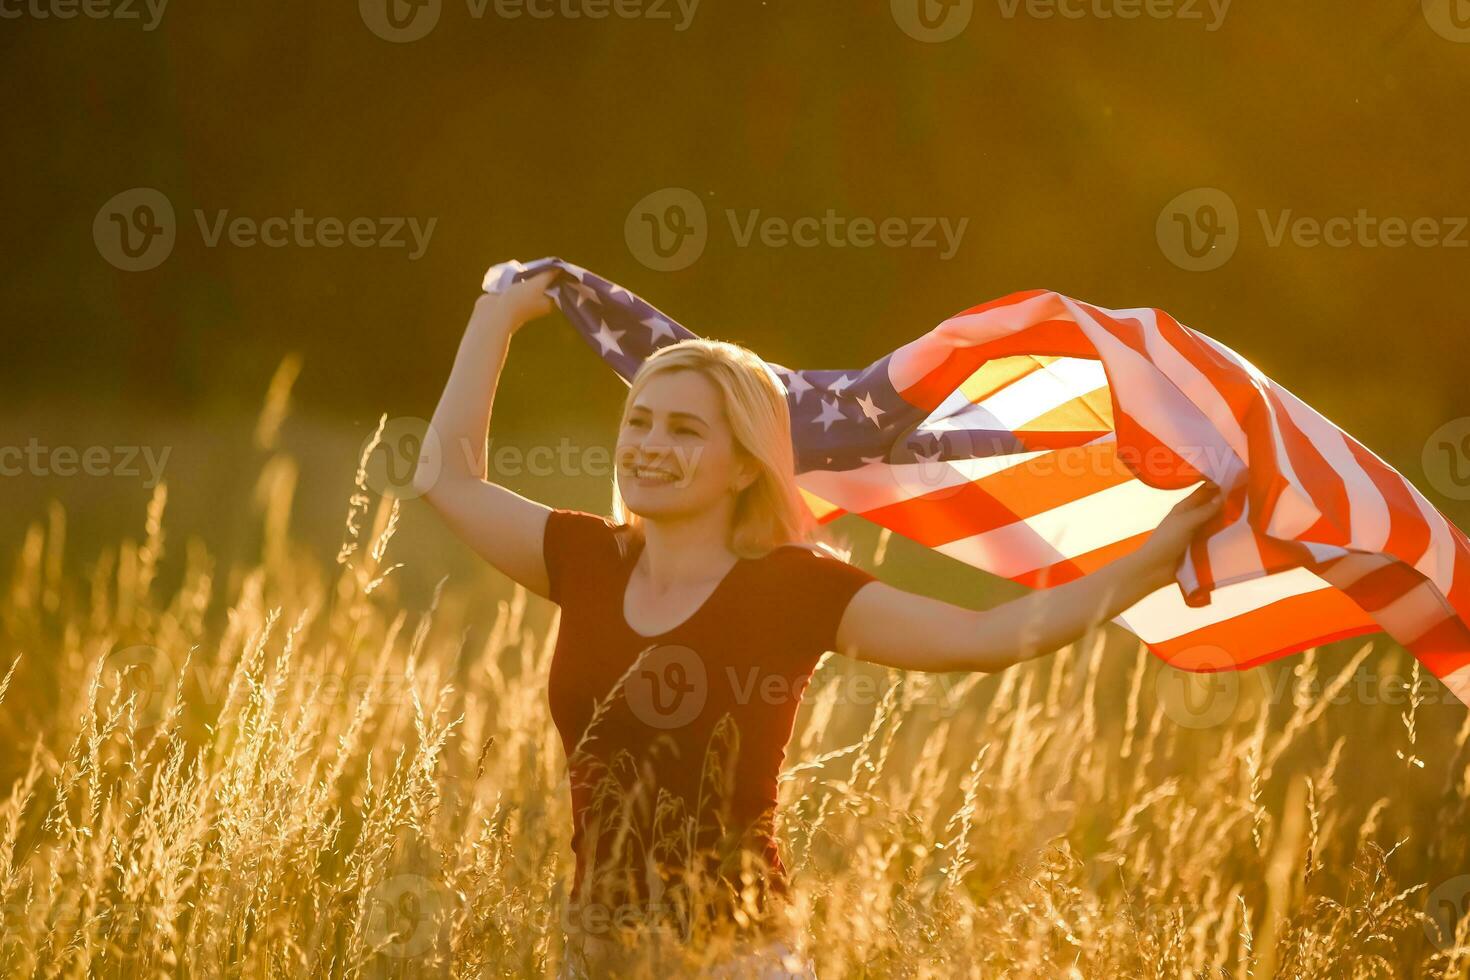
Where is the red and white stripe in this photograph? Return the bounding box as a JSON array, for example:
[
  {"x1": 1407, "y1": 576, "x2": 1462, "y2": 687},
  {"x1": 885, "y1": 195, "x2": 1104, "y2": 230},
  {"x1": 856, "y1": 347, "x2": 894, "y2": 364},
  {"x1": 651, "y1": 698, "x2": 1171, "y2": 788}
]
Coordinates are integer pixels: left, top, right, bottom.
[{"x1": 797, "y1": 289, "x2": 1470, "y2": 707}]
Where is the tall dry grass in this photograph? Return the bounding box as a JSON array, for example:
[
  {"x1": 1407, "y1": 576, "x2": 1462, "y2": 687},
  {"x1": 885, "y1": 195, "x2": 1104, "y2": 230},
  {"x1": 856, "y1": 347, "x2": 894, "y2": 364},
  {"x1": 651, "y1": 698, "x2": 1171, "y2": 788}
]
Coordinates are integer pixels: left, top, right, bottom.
[{"x1": 2, "y1": 365, "x2": 1469, "y2": 978}]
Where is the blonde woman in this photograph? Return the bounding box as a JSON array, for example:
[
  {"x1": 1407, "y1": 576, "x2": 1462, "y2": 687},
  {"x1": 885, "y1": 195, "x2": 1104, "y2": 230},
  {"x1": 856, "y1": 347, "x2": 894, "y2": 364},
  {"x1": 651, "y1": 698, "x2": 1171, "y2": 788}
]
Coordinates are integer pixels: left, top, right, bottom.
[{"x1": 415, "y1": 271, "x2": 1222, "y2": 977}]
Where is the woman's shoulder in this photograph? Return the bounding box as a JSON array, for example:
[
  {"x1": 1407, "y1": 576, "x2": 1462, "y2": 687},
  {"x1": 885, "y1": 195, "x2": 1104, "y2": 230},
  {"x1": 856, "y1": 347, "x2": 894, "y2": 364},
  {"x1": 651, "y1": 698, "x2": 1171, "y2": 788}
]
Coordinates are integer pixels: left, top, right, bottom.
[
  {"x1": 761, "y1": 538, "x2": 868, "y2": 572},
  {"x1": 545, "y1": 508, "x2": 636, "y2": 560},
  {"x1": 754, "y1": 538, "x2": 879, "y2": 652},
  {"x1": 762, "y1": 534, "x2": 846, "y2": 557},
  {"x1": 547, "y1": 507, "x2": 624, "y2": 533},
  {"x1": 542, "y1": 508, "x2": 636, "y2": 605}
]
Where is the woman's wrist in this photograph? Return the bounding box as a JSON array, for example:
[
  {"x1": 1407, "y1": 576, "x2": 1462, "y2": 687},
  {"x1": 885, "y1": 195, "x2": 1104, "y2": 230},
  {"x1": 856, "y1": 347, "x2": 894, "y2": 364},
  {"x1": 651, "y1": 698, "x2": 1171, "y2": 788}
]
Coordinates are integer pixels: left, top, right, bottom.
[
  {"x1": 1101, "y1": 547, "x2": 1175, "y2": 612},
  {"x1": 1124, "y1": 545, "x2": 1178, "y2": 598},
  {"x1": 470, "y1": 294, "x2": 521, "y2": 335}
]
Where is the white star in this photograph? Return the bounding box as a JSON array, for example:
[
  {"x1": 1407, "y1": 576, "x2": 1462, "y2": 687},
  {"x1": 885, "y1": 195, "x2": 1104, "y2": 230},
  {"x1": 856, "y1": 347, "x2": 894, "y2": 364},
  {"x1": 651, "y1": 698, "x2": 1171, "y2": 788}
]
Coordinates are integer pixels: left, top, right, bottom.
[
  {"x1": 563, "y1": 262, "x2": 590, "y2": 281},
  {"x1": 814, "y1": 398, "x2": 846, "y2": 431},
  {"x1": 609, "y1": 283, "x2": 635, "y2": 302},
  {"x1": 570, "y1": 281, "x2": 600, "y2": 308},
  {"x1": 643, "y1": 316, "x2": 677, "y2": 344},
  {"x1": 856, "y1": 391, "x2": 886, "y2": 427},
  {"x1": 859, "y1": 454, "x2": 887, "y2": 466},
  {"x1": 783, "y1": 371, "x2": 813, "y2": 402},
  {"x1": 912, "y1": 444, "x2": 943, "y2": 465},
  {"x1": 827, "y1": 374, "x2": 854, "y2": 397},
  {"x1": 591, "y1": 320, "x2": 626, "y2": 356}
]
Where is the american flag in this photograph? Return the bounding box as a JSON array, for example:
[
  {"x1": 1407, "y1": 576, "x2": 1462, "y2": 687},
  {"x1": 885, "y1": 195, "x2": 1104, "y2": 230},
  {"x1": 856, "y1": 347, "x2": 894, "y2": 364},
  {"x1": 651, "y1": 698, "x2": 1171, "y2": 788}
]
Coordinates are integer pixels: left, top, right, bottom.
[{"x1": 484, "y1": 257, "x2": 1470, "y2": 709}]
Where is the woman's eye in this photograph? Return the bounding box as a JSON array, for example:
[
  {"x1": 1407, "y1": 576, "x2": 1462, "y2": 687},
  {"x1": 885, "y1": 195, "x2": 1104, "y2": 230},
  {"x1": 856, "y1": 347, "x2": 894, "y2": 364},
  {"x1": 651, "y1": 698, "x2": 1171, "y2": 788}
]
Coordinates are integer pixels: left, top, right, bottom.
[{"x1": 625, "y1": 418, "x2": 696, "y2": 436}]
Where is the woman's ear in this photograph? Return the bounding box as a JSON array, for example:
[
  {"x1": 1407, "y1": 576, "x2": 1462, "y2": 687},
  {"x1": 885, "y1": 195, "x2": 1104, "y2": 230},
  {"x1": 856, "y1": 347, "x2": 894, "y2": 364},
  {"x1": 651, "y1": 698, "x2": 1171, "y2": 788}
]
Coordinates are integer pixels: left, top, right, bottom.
[{"x1": 732, "y1": 455, "x2": 760, "y2": 494}]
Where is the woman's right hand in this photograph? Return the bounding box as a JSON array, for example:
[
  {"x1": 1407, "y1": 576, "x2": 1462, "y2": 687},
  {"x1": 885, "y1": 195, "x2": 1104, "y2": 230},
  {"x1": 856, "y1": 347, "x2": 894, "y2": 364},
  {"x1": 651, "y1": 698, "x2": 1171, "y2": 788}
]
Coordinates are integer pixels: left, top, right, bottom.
[{"x1": 474, "y1": 268, "x2": 558, "y2": 331}]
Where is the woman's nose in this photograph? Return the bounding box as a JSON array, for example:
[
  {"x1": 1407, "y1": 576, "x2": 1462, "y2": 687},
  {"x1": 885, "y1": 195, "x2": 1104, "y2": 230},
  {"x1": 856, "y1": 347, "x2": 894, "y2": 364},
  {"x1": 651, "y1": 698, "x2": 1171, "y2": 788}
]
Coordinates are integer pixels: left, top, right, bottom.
[
  {"x1": 621, "y1": 437, "x2": 672, "y2": 466},
  {"x1": 636, "y1": 425, "x2": 677, "y2": 451}
]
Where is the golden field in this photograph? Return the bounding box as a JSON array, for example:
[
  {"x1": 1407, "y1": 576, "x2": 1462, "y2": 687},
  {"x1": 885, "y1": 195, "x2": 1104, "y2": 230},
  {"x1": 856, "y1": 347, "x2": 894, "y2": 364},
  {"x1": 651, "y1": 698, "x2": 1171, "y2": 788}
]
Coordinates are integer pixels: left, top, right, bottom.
[{"x1": 2, "y1": 368, "x2": 1468, "y2": 979}]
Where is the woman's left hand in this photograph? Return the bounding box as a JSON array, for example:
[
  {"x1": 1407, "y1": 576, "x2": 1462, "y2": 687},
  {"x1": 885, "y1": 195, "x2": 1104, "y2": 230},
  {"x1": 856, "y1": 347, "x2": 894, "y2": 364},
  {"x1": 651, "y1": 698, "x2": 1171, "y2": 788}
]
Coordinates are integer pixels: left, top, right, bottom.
[{"x1": 1133, "y1": 483, "x2": 1226, "y2": 590}]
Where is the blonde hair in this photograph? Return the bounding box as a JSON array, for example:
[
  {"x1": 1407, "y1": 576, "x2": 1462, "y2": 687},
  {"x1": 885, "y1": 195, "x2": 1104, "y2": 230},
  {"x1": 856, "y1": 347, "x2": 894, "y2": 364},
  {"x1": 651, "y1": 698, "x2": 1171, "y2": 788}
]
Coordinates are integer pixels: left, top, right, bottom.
[{"x1": 609, "y1": 339, "x2": 851, "y2": 561}]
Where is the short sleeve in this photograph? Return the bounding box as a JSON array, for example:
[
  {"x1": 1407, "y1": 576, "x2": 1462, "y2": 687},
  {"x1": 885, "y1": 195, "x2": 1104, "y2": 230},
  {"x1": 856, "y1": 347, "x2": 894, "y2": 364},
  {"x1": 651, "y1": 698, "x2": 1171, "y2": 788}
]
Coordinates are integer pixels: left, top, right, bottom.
[
  {"x1": 542, "y1": 508, "x2": 617, "y2": 606},
  {"x1": 803, "y1": 551, "x2": 879, "y2": 654}
]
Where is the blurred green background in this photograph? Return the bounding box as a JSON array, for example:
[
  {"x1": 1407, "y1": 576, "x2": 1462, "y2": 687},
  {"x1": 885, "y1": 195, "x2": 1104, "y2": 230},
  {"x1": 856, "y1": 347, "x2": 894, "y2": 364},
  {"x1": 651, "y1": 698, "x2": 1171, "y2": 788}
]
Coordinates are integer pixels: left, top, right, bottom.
[{"x1": 3, "y1": 0, "x2": 1467, "y2": 602}]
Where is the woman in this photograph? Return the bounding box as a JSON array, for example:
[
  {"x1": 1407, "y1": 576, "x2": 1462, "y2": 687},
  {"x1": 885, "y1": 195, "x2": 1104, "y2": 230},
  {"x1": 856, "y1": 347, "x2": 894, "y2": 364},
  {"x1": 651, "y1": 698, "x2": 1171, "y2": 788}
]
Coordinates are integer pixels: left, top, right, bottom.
[{"x1": 415, "y1": 270, "x2": 1223, "y2": 977}]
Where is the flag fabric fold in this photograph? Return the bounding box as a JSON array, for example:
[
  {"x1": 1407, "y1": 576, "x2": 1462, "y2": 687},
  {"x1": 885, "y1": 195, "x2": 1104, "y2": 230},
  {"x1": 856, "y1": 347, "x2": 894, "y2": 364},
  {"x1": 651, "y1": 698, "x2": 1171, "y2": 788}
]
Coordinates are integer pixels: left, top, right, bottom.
[{"x1": 483, "y1": 256, "x2": 1470, "y2": 708}]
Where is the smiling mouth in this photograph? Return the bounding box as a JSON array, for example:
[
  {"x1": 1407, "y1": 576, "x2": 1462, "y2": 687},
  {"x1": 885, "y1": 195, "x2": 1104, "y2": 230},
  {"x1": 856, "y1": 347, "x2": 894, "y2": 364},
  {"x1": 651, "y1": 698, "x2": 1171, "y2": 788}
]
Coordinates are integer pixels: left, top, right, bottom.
[{"x1": 630, "y1": 465, "x2": 680, "y2": 483}]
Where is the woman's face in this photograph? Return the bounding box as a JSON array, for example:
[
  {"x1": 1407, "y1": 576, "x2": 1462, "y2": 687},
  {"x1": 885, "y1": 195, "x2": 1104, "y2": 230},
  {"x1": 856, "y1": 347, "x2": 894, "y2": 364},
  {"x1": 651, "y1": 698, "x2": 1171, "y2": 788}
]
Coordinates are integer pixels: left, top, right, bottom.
[{"x1": 615, "y1": 369, "x2": 755, "y2": 521}]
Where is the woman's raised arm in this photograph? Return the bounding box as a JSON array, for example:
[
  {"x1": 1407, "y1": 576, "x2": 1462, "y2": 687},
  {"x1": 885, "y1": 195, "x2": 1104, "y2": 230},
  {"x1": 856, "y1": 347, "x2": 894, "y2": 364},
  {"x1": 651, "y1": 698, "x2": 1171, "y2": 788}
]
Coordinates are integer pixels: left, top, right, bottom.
[
  {"x1": 833, "y1": 484, "x2": 1225, "y2": 673},
  {"x1": 413, "y1": 270, "x2": 561, "y2": 598}
]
